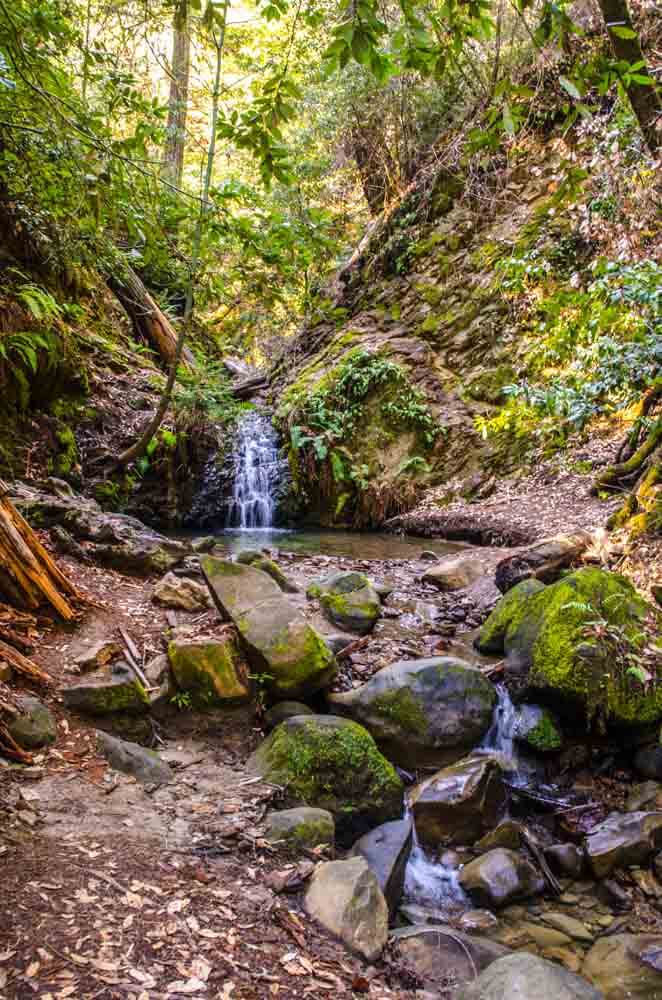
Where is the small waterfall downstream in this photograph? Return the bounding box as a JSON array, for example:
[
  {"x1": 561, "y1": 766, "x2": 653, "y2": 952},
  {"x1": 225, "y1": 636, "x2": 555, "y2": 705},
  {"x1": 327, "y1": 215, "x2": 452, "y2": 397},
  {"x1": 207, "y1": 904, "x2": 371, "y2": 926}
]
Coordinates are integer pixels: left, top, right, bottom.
[{"x1": 226, "y1": 411, "x2": 285, "y2": 530}]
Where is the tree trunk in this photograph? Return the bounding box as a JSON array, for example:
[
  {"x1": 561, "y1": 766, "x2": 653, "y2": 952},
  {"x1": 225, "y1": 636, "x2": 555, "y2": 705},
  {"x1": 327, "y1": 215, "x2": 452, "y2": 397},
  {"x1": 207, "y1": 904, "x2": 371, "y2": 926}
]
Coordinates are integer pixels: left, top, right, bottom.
[
  {"x1": 107, "y1": 265, "x2": 194, "y2": 368},
  {"x1": 162, "y1": 0, "x2": 191, "y2": 188},
  {"x1": 596, "y1": 0, "x2": 661, "y2": 153},
  {"x1": 0, "y1": 480, "x2": 81, "y2": 619}
]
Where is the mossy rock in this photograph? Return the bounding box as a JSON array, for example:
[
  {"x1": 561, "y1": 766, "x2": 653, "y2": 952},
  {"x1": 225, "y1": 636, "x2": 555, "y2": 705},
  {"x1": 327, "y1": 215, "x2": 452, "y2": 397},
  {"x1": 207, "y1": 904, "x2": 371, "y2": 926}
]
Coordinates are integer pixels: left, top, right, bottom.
[
  {"x1": 502, "y1": 568, "x2": 654, "y2": 726},
  {"x1": 246, "y1": 556, "x2": 299, "y2": 594},
  {"x1": 308, "y1": 571, "x2": 381, "y2": 635},
  {"x1": 246, "y1": 715, "x2": 404, "y2": 844},
  {"x1": 168, "y1": 637, "x2": 251, "y2": 708},
  {"x1": 476, "y1": 579, "x2": 546, "y2": 654},
  {"x1": 62, "y1": 663, "x2": 150, "y2": 716},
  {"x1": 514, "y1": 704, "x2": 563, "y2": 753},
  {"x1": 264, "y1": 807, "x2": 335, "y2": 852}
]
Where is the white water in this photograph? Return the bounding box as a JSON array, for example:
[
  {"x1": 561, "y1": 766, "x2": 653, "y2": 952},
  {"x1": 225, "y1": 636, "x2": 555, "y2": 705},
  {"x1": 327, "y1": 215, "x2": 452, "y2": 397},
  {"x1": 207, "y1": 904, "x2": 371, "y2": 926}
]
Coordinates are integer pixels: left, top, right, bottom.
[{"x1": 226, "y1": 412, "x2": 284, "y2": 530}]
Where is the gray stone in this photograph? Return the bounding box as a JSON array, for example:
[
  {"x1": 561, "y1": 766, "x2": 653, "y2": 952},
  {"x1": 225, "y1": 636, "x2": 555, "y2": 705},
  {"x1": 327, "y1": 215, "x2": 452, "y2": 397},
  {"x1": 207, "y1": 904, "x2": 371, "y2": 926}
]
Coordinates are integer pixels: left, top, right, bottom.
[
  {"x1": 458, "y1": 953, "x2": 603, "y2": 999},
  {"x1": 495, "y1": 531, "x2": 594, "y2": 594},
  {"x1": 264, "y1": 701, "x2": 314, "y2": 730},
  {"x1": 391, "y1": 926, "x2": 510, "y2": 992},
  {"x1": 328, "y1": 657, "x2": 496, "y2": 767},
  {"x1": 324, "y1": 634, "x2": 355, "y2": 655},
  {"x1": 304, "y1": 857, "x2": 388, "y2": 961},
  {"x1": 351, "y1": 817, "x2": 412, "y2": 914},
  {"x1": 544, "y1": 843, "x2": 585, "y2": 879},
  {"x1": 585, "y1": 811, "x2": 662, "y2": 878},
  {"x1": 63, "y1": 662, "x2": 149, "y2": 715},
  {"x1": 72, "y1": 639, "x2": 121, "y2": 672},
  {"x1": 7, "y1": 696, "x2": 57, "y2": 749},
  {"x1": 422, "y1": 553, "x2": 491, "y2": 591},
  {"x1": 476, "y1": 820, "x2": 525, "y2": 851},
  {"x1": 153, "y1": 572, "x2": 211, "y2": 611},
  {"x1": 308, "y1": 571, "x2": 382, "y2": 635},
  {"x1": 97, "y1": 731, "x2": 172, "y2": 785},
  {"x1": 264, "y1": 807, "x2": 334, "y2": 851},
  {"x1": 459, "y1": 848, "x2": 545, "y2": 908},
  {"x1": 583, "y1": 934, "x2": 662, "y2": 999},
  {"x1": 411, "y1": 755, "x2": 506, "y2": 846}
]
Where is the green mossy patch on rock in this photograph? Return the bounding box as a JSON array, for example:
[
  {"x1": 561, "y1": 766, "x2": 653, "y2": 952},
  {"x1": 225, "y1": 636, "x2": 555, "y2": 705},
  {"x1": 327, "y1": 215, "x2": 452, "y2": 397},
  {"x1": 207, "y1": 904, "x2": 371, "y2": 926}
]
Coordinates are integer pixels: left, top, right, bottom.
[
  {"x1": 476, "y1": 579, "x2": 546, "y2": 654},
  {"x1": 168, "y1": 637, "x2": 251, "y2": 708}
]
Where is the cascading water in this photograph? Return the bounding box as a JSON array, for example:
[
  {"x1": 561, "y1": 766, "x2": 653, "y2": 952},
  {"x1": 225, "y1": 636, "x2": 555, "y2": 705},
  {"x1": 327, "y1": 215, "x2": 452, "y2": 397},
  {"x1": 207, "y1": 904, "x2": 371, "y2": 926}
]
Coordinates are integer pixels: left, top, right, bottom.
[
  {"x1": 403, "y1": 806, "x2": 470, "y2": 916},
  {"x1": 226, "y1": 411, "x2": 285, "y2": 530}
]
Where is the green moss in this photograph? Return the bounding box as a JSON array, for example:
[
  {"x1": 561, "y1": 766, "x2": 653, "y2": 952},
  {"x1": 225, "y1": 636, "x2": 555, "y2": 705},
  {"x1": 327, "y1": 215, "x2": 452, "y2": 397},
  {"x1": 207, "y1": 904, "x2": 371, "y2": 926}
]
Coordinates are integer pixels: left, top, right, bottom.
[
  {"x1": 525, "y1": 711, "x2": 562, "y2": 751},
  {"x1": 372, "y1": 686, "x2": 428, "y2": 734},
  {"x1": 52, "y1": 425, "x2": 78, "y2": 477},
  {"x1": 168, "y1": 639, "x2": 250, "y2": 708},
  {"x1": 476, "y1": 579, "x2": 546, "y2": 654}
]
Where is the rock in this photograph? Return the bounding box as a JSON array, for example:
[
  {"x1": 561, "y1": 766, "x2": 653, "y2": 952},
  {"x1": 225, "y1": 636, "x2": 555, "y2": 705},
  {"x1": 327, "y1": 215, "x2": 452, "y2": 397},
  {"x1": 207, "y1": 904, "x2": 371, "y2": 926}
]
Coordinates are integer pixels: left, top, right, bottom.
[
  {"x1": 458, "y1": 953, "x2": 603, "y2": 999},
  {"x1": 626, "y1": 781, "x2": 662, "y2": 813},
  {"x1": 236, "y1": 551, "x2": 299, "y2": 593},
  {"x1": 304, "y1": 857, "x2": 388, "y2": 961},
  {"x1": 307, "y1": 572, "x2": 381, "y2": 635},
  {"x1": 392, "y1": 926, "x2": 510, "y2": 991},
  {"x1": 373, "y1": 582, "x2": 394, "y2": 601},
  {"x1": 475, "y1": 579, "x2": 546, "y2": 653},
  {"x1": 542, "y1": 912, "x2": 594, "y2": 944},
  {"x1": 236, "y1": 549, "x2": 264, "y2": 564},
  {"x1": 351, "y1": 817, "x2": 413, "y2": 914},
  {"x1": 202, "y1": 558, "x2": 336, "y2": 698},
  {"x1": 324, "y1": 634, "x2": 355, "y2": 654},
  {"x1": 264, "y1": 807, "x2": 334, "y2": 851},
  {"x1": 596, "y1": 880, "x2": 633, "y2": 913},
  {"x1": 459, "y1": 910, "x2": 499, "y2": 934},
  {"x1": 476, "y1": 820, "x2": 524, "y2": 851},
  {"x1": 246, "y1": 715, "x2": 404, "y2": 843},
  {"x1": 479, "y1": 569, "x2": 654, "y2": 726},
  {"x1": 634, "y1": 747, "x2": 662, "y2": 782},
  {"x1": 328, "y1": 657, "x2": 496, "y2": 767},
  {"x1": 420, "y1": 551, "x2": 440, "y2": 562},
  {"x1": 191, "y1": 535, "x2": 216, "y2": 554},
  {"x1": 459, "y1": 848, "x2": 544, "y2": 908},
  {"x1": 585, "y1": 811, "x2": 662, "y2": 878},
  {"x1": 7, "y1": 696, "x2": 56, "y2": 749},
  {"x1": 495, "y1": 531, "x2": 594, "y2": 594},
  {"x1": 153, "y1": 572, "x2": 211, "y2": 611},
  {"x1": 583, "y1": 934, "x2": 662, "y2": 999},
  {"x1": 63, "y1": 662, "x2": 150, "y2": 715},
  {"x1": 515, "y1": 704, "x2": 563, "y2": 752},
  {"x1": 422, "y1": 552, "x2": 493, "y2": 592},
  {"x1": 143, "y1": 654, "x2": 176, "y2": 712},
  {"x1": 264, "y1": 701, "x2": 314, "y2": 730},
  {"x1": 72, "y1": 639, "x2": 121, "y2": 672},
  {"x1": 97, "y1": 731, "x2": 172, "y2": 785},
  {"x1": 168, "y1": 637, "x2": 251, "y2": 707},
  {"x1": 410, "y1": 755, "x2": 506, "y2": 846},
  {"x1": 543, "y1": 843, "x2": 585, "y2": 879}
]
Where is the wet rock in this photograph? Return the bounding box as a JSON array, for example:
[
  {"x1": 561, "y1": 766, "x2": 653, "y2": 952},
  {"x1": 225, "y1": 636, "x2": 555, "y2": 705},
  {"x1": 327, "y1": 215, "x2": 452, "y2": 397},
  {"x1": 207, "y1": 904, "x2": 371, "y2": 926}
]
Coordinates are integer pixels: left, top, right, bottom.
[
  {"x1": 476, "y1": 820, "x2": 524, "y2": 851},
  {"x1": 63, "y1": 662, "x2": 149, "y2": 715},
  {"x1": 583, "y1": 933, "x2": 662, "y2": 999},
  {"x1": 515, "y1": 704, "x2": 563, "y2": 752},
  {"x1": 246, "y1": 715, "x2": 404, "y2": 843},
  {"x1": 72, "y1": 639, "x2": 121, "y2": 673},
  {"x1": 304, "y1": 857, "x2": 388, "y2": 961},
  {"x1": 328, "y1": 657, "x2": 496, "y2": 767},
  {"x1": 153, "y1": 572, "x2": 211, "y2": 611},
  {"x1": 410, "y1": 755, "x2": 506, "y2": 846},
  {"x1": 544, "y1": 843, "x2": 585, "y2": 879},
  {"x1": 202, "y1": 557, "x2": 336, "y2": 698},
  {"x1": 585, "y1": 811, "x2": 662, "y2": 878},
  {"x1": 422, "y1": 552, "x2": 493, "y2": 592},
  {"x1": 168, "y1": 637, "x2": 251, "y2": 707},
  {"x1": 264, "y1": 701, "x2": 314, "y2": 730},
  {"x1": 97, "y1": 731, "x2": 172, "y2": 785},
  {"x1": 264, "y1": 807, "x2": 334, "y2": 851},
  {"x1": 308, "y1": 571, "x2": 381, "y2": 635},
  {"x1": 351, "y1": 817, "x2": 412, "y2": 915},
  {"x1": 459, "y1": 910, "x2": 499, "y2": 933},
  {"x1": 459, "y1": 848, "x2": 544, "y2": 908},
  {"x1": 391, "y1": 926, "x2": 510, "y2": 992},
  {"x1": 634, "y1": 747, "x2": 662, "y2": 782},
  {"x1": 626, "y1": 781, "x2": 662, "y2": 813},
  {"x1": 458, "y1": 953, "x2": 603, "y2": 1000},
  {"x1": 7, "y1": 696, "x2": 56, "y2": 749},
  {"x1": 495, "y1": 531, "x2": 593, "y2": 594}
]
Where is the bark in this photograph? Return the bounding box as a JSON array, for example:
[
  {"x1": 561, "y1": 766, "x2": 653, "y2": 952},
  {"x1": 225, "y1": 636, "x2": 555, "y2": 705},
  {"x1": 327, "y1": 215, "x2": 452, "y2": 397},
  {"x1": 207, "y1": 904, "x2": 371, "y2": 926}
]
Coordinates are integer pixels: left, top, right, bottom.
[
  {"x1": 596, "y1": 0, "x2": 661, "y2": 153},
  {"x1": 0, "y1": 480, "x2": 81, "y2": 619},
  {"x1": 162, "y1": 0, "x2": 191, "y2": 189},
  {"x1": 107, "y1": 265, "x2": 194, "y2": 368}
]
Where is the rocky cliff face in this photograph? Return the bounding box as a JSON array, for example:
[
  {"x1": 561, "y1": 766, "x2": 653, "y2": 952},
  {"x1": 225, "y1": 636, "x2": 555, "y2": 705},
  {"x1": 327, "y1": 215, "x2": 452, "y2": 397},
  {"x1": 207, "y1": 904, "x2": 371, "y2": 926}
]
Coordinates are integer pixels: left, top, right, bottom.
[{"x1": 270, "y1": 150, "x2": 569, "y2": 528}]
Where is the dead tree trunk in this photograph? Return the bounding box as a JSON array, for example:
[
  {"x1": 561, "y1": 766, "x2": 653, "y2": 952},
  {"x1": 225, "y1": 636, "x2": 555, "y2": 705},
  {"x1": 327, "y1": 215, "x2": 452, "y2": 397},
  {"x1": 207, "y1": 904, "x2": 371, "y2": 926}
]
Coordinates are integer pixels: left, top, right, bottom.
[
  {"x1": 0, "y1": 480, "x2": 81, "y2": 619},
  {"x1": 107, "y1": 266, "x2": 194, "y2": 369}
]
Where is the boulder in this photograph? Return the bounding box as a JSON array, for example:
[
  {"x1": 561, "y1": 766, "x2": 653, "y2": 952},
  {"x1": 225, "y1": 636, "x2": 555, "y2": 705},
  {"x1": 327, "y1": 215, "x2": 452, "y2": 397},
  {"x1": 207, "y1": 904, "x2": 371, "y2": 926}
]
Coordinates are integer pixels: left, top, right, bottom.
[
  {"x1": 422, "y1": 553, "x2": 492, "y2": 591},
  {"x1": 475, "y1": 579, "x2": 546, "y2": 654},
  {"x1": 63, "y1": 662, "x2": 150, "y2": 715},
  {"x1": 583, "y1": 934, "x2": 662, "y2": 999},
  {"x1": 238, "y1": 555, "x2": 299, "y2": 593},
  {"x1": 351, "y1": 817, "x2": 413, "y2": 914},
  {"x1": 202, "y1": 558, "x2": 336, "y2": 698},
  {"x1": 514, "y1": 704, "x2": 563, "y2": 753},
  {"x1": 7, "y1": 696, "x2": 57, "y2": 749},
  {"x1": 328, "y1": 657, "x2": 496, "y2": 767},
  {"x1": 246, "y1": 715, "x2": 404, "y2": 843},
  {"x1": 72, "y1": 639, "x2": 121, "y2": 673},
  {"x1": 458, "y1": 953, "x2": 603, "y2": 1000},
  {"x1": 168, "y1": 636, "x2": 251, "y2": 707},
  {"x1": 304, "y1": 857, "x2": 388, "y2": 961},
  {"x1": 543, "y1": 843, "x2": 585, "y2": 879},
  {"x1": 495, "y1": 531, "x2": 593, "y2": 594},
  {"x1": 410, "y1": 755, "x2": 506, "y2": 846},
  {"x1": 264, "y1": 701, "x2": 314, "y2": 730},
  {"x1": 307, "y1": 571, "x2": 381, "y2": 635},
  {"x1": 391, "y1": 926, "x2": 510, "y2": 992},
  {"x1": 626, "y1": 781, "x2": 662, "y2": 813},
  {"x1": 264, "y1": 807, "x2": 334, "y2": 851},
  {"x1": 153, "y1": 572, "x2": 211, "y2": 611},
  {"x1": 459, "y1": 848, "x2": 544, "y2": 908},
  {"x1": 585, "y1": 811, "x2": 662, "y2": 878},
  {"x1": 478, "y1": 569, "x2": 655, "y2": 726},
  {"x1": 97, "y1": 731, "x2": 172, "y2": 785},
  {"x1": 635, "y1": 746, "x2": 662, "y2": 782},
  {"x1": 476, "y1": 820, "x2": 525, "y2": 851}
]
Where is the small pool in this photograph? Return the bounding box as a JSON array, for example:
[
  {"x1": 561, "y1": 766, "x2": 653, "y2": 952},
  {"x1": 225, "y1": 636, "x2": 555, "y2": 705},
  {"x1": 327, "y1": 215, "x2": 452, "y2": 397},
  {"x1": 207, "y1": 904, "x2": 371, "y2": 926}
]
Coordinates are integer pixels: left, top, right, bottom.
[{"x1": 207, "y1": 528, "x2": 469, "y2": 562}]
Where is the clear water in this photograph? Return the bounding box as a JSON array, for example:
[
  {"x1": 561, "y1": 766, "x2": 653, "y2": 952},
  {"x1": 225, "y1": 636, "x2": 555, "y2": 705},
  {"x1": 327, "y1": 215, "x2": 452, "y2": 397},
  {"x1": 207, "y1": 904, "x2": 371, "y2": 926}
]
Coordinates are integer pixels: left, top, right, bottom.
[
  {"x1": 213, "y1": 528, "x2": 468, "y2": 561},
  {"x1": 403, "y1": 806, "x2": 470, "y2": 916},
  {"x1": 226, "y1": 412, "x2": 286, "y2": 529}
]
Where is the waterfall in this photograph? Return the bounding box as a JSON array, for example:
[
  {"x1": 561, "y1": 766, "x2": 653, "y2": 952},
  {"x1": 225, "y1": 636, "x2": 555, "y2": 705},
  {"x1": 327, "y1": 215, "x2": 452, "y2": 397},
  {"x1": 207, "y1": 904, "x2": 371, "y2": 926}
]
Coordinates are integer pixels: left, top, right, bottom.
[
  {"x1": 403, "y1": 804, "x2": 470, "y2": 916},
  {"x1": 477, "y1": 683, "x2": 535, "y2": 788},
  {"x1": 226, "y1": 411, "x2": 284, "y2": 530}
]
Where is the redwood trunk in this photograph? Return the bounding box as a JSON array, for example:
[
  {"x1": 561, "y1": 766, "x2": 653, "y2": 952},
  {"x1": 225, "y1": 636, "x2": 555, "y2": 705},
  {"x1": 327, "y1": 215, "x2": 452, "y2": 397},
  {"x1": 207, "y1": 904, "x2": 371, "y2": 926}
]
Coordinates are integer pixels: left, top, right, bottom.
[
  {"x1": 162, "y1": 0, "x2": 191, "y2": 188},
  {"x1": 107, "y1": 266, "x2": 194, "y2": 368}
]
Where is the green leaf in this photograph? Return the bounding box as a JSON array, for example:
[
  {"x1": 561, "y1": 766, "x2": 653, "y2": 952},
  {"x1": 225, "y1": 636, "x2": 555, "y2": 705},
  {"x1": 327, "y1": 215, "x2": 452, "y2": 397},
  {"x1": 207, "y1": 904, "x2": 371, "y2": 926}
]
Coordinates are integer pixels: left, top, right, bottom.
[
  {"x1": 559, "y1": 76, "x2": 582, "y2": 100},
  {"x1": 610, "y1": 25, "x2": 637, "y2": 39},
  {"x1": 502, "y1": 101, "x2": 515, "y2": 135}
]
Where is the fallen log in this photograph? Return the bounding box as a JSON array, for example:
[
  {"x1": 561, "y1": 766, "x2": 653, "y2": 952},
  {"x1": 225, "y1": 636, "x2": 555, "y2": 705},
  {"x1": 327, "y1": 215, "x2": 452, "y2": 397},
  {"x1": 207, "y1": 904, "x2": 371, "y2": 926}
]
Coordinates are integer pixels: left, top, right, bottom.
[
  {"x1": 495, "y1": 530, "x2": 593, "y2": 594},
  {"x1": 107, "y1": 266, "x2": 194, "y2": 370},
  {"x1": 0, "y1": 721, "x2": 33, "y2": 763},
  {"x1": 0, "y1": 641, "x2": 52, "y2": 685}
]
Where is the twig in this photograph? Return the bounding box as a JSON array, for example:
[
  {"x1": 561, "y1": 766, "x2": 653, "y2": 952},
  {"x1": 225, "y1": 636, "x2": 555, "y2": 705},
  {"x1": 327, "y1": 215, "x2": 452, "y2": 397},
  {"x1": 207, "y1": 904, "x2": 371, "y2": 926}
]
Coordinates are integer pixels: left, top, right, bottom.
[{"x1": 117, "y1": 627, "x2": 151, "y2": 689}]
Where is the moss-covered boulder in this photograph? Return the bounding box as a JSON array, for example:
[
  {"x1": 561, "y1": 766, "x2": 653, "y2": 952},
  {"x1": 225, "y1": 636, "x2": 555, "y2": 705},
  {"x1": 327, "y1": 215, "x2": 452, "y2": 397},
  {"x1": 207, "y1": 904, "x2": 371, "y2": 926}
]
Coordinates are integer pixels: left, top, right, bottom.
[
  {"x1": 328, "y1": 657, "x2": 496, "y2": 767},
  {"x1": 168, "y1": 636, "x2": 251, "y2": 707},
  {"x1": 478, "y1": 568, "x2": 655, "y2": 726},
  {"x1": 236, "y1": 551, "x2": 299, "y2": 593},
  {"x1": 307, "y1": 571, "x2": 381, "y2": 635},
  {"x1": 246, "y1": 715, "x2": 404, "y2": 843},
  {"x1": 62, "y1": 662, "x2": 150, "y2": 715},
  {"x1": 264, "y1": 807, "x2": 335, "y2": 852},
  {"x1": 202, "y1": 557, "x2": 336, "y2": 698},
  {"x1": 514, "y1": 704, "x2": 563, "y2": 753},
  {"x1": 7, "y1": 696, "x2": 57, "y2": 749}
]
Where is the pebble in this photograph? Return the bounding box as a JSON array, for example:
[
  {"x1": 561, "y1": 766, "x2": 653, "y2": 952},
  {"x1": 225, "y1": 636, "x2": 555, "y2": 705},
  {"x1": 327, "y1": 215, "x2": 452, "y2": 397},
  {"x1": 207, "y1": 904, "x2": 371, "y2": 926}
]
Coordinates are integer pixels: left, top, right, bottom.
[{"x1": 541, "y1": 912, "x2": 594, "y2": 943}]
